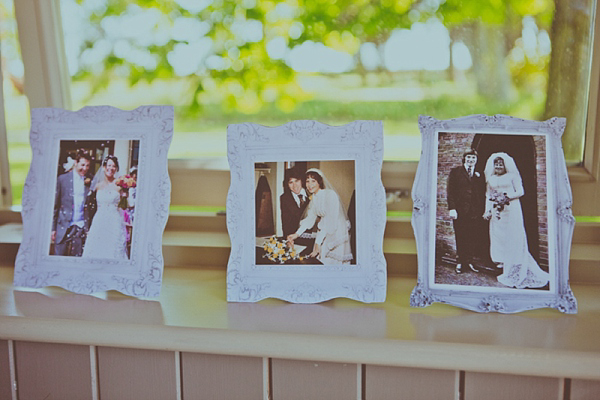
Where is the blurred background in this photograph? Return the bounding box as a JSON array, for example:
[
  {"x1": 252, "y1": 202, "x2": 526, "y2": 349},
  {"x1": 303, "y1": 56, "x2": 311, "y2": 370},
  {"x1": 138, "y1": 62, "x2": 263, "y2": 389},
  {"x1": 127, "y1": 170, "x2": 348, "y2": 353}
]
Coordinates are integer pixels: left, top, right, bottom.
[{"x1": 1, "y1": 0, "x2": 596, "y2": 205}]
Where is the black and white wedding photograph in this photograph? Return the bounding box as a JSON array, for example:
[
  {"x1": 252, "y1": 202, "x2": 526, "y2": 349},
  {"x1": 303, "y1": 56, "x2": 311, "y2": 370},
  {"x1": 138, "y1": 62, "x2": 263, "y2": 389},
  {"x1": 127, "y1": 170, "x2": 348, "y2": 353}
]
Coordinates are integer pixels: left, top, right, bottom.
[
  {"x1": 434, "y1": 132, "x2": 552, "y2": 291},
  {"x1": 255, "y1": 160, "x2": 356, "y2": 266},
  {"x1": 50, "y1": 139, "x2": 140, "y2": 260}
]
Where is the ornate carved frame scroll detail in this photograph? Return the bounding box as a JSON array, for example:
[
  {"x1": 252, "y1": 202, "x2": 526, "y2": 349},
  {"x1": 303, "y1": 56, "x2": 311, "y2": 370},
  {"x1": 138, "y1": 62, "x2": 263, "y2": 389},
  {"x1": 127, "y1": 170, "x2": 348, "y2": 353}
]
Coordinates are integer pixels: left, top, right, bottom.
[
  {"x1": 226, "y1": 120, "x2": 387, "y2": 303},
  {"x1": 13, "y1": 106, "x2": 173, "y2": 298},
  {"x1": 410, "y1": 114, "x2": 577, "y2": 314}
]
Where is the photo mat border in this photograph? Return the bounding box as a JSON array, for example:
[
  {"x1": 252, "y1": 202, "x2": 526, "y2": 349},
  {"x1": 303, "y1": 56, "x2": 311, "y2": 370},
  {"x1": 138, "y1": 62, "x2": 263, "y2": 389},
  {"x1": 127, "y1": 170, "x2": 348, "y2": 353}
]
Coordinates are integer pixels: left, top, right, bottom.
[
  {"x1": 227, "y1": 120, "x2": 387, "y2": 303},
  {"x1": 13, "y1": 105, "x2": 173, "y2": 298},
  {"x1": 410, "y1": 114, "x2": 577, "y2": 313}
]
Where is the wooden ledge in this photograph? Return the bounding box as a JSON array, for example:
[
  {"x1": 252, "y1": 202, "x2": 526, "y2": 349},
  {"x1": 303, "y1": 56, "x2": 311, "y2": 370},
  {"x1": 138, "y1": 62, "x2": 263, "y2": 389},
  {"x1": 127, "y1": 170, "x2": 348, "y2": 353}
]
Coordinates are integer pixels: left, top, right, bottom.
[{"x1": 0, "y1": 265, "x2": 599, "y2": 379}]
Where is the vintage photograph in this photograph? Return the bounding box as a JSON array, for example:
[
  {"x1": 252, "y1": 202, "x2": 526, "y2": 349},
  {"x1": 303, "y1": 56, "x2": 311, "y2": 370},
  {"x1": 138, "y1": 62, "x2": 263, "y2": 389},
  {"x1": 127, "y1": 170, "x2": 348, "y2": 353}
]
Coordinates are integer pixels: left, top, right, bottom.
[
  {"x1": 254, "y1": 160, "x2": 356, "y2": 266},
  {"x1": 227, "y1": 120, "x2": 386, "y2": 303},
  {"x1": 51, "y1": 140, "x2": 140, "y2": 259},
  {"x1": 434, "y1": 132, "x2": 551, "y2": 291},
  {"x1": 410, "y1": 115, "x2": 576, "y2": 313}
]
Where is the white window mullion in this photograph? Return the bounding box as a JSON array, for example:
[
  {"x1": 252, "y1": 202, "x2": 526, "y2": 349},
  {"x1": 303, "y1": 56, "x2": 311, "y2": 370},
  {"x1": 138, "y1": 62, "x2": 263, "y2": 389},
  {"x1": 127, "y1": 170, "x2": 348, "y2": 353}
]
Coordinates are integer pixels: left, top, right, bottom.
[
  {"x1": 0, "y1": 58, "x2": 12, "y2": 207},
  {"x1": 14, "y1": 0, "x2": 71, "y2": 109}
]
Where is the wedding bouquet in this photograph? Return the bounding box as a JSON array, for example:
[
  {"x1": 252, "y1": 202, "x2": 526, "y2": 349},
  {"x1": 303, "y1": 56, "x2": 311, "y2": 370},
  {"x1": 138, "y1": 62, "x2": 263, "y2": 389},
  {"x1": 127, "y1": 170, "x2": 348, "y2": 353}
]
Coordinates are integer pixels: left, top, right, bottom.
[
  {"x1": 115, "y1": 175, "x2": 137, "y2": 209},
  {"x1": 489, "y1": 190, "x2": 510, "y2": 219},
  {"x1": 262, "y1": 236, "x2": 304, "y2": 264},
  {"x1": 115, "y1": 175, "x2": 137, "y2": 189}
]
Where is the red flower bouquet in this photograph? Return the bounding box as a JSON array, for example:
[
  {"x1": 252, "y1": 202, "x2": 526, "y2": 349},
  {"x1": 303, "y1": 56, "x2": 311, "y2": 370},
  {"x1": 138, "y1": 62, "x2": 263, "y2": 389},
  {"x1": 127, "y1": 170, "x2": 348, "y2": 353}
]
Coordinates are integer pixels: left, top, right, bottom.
[{"x1": 115, "y1": 175, "x2": 137, "y2": 209}]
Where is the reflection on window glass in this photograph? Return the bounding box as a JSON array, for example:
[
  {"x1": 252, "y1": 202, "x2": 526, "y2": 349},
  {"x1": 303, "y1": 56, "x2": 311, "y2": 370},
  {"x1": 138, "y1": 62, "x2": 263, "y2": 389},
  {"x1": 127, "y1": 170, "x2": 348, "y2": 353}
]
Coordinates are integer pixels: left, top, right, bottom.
[
  {"x1": 1, "y1": 0, "x2": 31, "y2": 205},
  {"x1": 59, "y1": 0, "x2": 596, "y2": 163}
]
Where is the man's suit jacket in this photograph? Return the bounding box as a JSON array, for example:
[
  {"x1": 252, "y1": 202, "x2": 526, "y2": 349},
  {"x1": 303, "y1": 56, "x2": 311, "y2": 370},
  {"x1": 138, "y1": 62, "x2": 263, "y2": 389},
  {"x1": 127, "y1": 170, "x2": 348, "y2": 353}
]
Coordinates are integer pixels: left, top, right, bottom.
[
  {"x1": 280, "y1": 191, "x2": 309, "y2": 237},
  {"x1": 447, "y1": 165, "x2": 484, "y2": 219},
  {"x1": 53, "y1": 171, "x2": 91, "y2": 244}
]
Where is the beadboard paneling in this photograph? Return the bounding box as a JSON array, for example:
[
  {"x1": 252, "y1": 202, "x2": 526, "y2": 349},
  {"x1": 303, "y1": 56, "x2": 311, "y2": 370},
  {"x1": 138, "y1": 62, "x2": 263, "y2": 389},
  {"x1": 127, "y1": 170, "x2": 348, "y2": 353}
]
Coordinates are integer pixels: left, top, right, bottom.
[
  {"x1": 465, "y1": 372, "x2": 560, "y2": 400},
  {"x1": 571, "y1": 379, "x2": 600, "y2": 400},
  {"x1": 181, "y1": 352, "x2": 263, "y2": 399},
  {"x1": 0, "y1": 340, "x2": 11, "y2": 400},
  {"x1": 97, "y1": 347, "x2": 177, "y2": 400},
  {"x1": 14, "y1": 341, "x2": 92, "y2": 400},
  {"x1": 271, "y1": 359, "x2": 357, "y2": 400},
  {"x1": 365, "y1": 365, "x2": 457, "y2": 400}
]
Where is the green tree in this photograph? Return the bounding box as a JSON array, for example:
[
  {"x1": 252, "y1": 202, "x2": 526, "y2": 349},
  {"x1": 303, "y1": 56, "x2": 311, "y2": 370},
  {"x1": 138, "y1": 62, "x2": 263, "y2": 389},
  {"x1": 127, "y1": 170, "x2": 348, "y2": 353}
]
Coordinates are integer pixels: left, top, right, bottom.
[
  {"x1": 436, "y1": 0, "x2": 554, "y2": 101},
  {"x1": 435, "y1": 0, "x2": 594, "y2": 161},
  {"x1": 544, "y1": 0, "x2": 594, "y2": 161},
  {"x1": 75, "y1": 0, "x2": 304, "y2": 113}
]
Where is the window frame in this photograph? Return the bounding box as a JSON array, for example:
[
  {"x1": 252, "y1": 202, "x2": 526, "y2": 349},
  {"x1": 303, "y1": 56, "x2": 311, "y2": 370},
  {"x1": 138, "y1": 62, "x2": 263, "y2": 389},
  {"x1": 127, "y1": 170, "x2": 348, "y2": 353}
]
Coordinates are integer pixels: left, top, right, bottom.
[
  {"x1": 4, "y1": 0, "x2": 600, "y2": 215},
  {"x1": 0, "y1": 62, "x2": 11, "y2": 206}
]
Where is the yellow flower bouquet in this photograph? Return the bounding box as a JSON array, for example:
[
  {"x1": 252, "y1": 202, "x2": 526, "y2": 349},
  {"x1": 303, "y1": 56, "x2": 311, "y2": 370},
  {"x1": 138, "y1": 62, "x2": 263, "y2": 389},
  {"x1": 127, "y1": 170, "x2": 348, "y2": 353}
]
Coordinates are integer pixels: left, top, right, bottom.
[{"x1": 262, "y1": 236, "x2": 303, "y2": 264}]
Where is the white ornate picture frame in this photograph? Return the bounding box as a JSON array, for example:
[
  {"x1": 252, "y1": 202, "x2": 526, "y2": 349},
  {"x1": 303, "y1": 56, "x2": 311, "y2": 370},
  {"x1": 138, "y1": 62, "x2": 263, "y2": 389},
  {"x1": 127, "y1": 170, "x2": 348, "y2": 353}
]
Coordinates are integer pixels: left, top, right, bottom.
[
  {"x1": 14, "y1": 106, "x2": 173, "y2": 298},
  {"x1": 410, "y1": 115, "x2": 576, "y2": 313},
  {"x1": 227, "y1": 121, "x2": 386, "y2": 303}
]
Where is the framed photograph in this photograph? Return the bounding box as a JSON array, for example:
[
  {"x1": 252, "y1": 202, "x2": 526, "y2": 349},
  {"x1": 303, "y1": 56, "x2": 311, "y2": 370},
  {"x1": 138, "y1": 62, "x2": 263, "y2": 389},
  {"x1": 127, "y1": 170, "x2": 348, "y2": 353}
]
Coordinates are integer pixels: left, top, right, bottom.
[
  {"x1": 226, "y1": 120, "x2": 386, "y2": 303},
  {"x1": 14, "y1": 106, "x2": 173, "y2": 298},
  {"x1": 410, "y1": 115, "x2": 577, "y2": 313}
]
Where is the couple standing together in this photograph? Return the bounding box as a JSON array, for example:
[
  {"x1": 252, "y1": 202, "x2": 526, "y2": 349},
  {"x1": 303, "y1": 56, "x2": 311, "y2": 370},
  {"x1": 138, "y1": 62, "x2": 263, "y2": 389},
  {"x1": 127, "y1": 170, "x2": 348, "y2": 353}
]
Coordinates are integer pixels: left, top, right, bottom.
[
  {"x1": 281, "y1": 167, "x2": 353, "y2": 265},
  {"x1": 52, "y1": 152, "x2": 128, "y2": 259},
  {"x1": 447, "y1": 149, "x2": 549, "y2": 289}
]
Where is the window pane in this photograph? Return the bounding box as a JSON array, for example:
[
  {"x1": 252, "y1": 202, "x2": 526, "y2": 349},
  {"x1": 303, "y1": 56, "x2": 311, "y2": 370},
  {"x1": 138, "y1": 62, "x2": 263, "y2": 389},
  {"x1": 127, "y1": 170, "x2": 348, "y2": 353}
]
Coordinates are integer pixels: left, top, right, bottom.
[
  {"x1": 1, "y1": 0, "x2": 31, "y2": 206},
  {"x1": 58, "y1": 0, "x2": 595, "y2": 164}
]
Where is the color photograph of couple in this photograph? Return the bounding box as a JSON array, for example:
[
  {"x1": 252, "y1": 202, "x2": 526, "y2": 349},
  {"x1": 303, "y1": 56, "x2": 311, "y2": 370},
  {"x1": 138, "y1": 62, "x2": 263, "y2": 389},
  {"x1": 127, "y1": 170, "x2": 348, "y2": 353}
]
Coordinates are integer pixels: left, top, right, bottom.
[
  {"x1": 435, "y1": 132, "x2": 552, "y2": 290},
  {"x1": 255, "y1": 161, "x2": 356, "y2": 266},
  {"x1": 50, "y1": 139, "x2": 140, "y2": 260}
]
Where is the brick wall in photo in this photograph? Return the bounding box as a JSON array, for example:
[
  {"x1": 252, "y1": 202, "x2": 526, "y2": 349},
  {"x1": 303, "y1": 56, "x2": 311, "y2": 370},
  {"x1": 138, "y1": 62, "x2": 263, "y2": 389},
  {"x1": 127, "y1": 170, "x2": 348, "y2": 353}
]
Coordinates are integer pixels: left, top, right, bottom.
[{"x1": 534, "y1": 135, "x2": 549, "y2": 270}]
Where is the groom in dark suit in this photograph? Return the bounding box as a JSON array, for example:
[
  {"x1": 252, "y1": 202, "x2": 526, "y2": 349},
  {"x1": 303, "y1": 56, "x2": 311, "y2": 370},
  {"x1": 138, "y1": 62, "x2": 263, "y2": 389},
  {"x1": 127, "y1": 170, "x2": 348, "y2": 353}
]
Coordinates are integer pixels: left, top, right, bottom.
[
  {"x1": 52, "y1": 151, "x2": 92, "y2": 256},
  {"x1": 447, "y1": 149, "x2": 485, "y2": 274},
  {"x1": 280, "y1": 167, "x2": 309, "y2": 238}
]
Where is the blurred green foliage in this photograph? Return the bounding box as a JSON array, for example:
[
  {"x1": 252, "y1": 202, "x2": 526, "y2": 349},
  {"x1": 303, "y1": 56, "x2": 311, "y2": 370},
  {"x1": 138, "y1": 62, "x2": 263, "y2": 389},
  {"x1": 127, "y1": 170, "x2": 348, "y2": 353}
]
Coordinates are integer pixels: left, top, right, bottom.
[{"x1": 70, "y1": 0, "x2": 557, "y2": 115}]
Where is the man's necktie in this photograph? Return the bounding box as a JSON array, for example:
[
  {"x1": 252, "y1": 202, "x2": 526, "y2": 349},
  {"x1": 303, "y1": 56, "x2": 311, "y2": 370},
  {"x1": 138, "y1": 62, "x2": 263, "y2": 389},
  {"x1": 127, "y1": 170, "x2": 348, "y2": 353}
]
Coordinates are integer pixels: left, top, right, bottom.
[
  {"x1": 299, "y1": 195, "x2": 305, "y2": 206},
  {"x1": 467, "y1": 166, "x2": 473, "y2": 177}
]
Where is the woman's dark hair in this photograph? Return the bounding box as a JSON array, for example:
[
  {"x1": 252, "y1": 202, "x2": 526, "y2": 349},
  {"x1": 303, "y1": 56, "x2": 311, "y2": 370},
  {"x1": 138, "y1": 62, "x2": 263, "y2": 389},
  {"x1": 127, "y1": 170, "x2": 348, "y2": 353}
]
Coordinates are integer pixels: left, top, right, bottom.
[
  {"x1": 103, "y1": 155, "x2": 119, "y2": 171},
  {"x1": 306, "y1": 171, "x2": 325, "y2": 189},
  {"x1": 493, "y1": 156, "x2": 506, "y2": 174}
]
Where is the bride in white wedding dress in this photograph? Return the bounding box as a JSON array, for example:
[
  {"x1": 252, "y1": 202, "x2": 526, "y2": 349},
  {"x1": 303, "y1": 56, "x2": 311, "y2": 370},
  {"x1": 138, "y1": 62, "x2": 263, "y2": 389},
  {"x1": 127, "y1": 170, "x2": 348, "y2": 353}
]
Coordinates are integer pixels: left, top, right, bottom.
[
  {"x1": 483, "y1": 153, "x2": 549, "y2": 289},
  {"x1": 83, "y1": 155, "x2": 128, "y2": 259}
]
